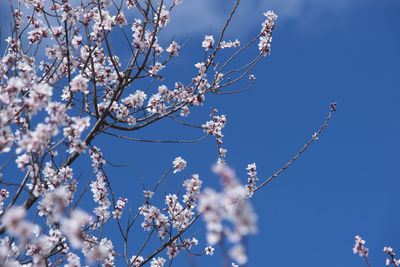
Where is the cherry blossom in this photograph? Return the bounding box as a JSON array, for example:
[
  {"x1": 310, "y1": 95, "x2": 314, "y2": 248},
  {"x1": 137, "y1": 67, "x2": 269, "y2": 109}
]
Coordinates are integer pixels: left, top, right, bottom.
[
  {"x1": 205, "y1": 246, "x2": 215, "y2": 255},
  {"x1": 353, "y1": 235, "x2": 369, "y2": 257},
  {"x1": 220, "y1": 39, "x2": 240, "y2": 49},
  {"x1": 155, "y1": 6, "x2": 170, "y2": 28},
  {"x1": 172, "y1": 157, "x2": 187, "y2": 173},
  {"x1": 112, "y1": 197, "x2": 128, "y2": 219},
  {"x1": 91, "y1": 172, "x2": 111, "y2": 219},
  {"x1": 258, "y1": 11, "x2": 278, "y2": 56},
  {"x1": 151, "y1": 257, "x2": 166, "y2": 267},
  {"x1": 126, "y1": 0, "x2": 135, "y2": 9},
  {"x1": 2, "y1": 206, "x2": 39, "y2": 243},
  {"x1": 70, "y1": 74, "x2": 89, "y2": 94},
  {"x1": 61, "y1": 209, "x2": 92, "y2": 249},
  {"x1": 166, "y1": 41, "x2": 181, "y2": 57},
  {"x1": 143, "y1": 190, "x2": 155, "y2": 199},
  {"x1": 384, "y1": 246, "x2": 400, "y2": 266},
  {"x1": 131, "y1": 255, "x2": 144, "y2": 267},
  {"x1": 202, "y1": 35, "x2": 215, "y2": 51},
  {"x1": 0, "y1": 189, "x2": 9, "y2": 215},
  {"x1": 230, "y1": 244, "x2": 247, "y2": 265}
]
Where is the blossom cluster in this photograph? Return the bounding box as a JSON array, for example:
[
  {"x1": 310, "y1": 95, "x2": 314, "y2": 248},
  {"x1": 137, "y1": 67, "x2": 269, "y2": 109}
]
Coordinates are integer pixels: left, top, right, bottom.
[
  {"x1": 246, "y1": 163, "x2": 259, "y2": 195},
  {"x1": 0, "y1": 189, "x2": 9, "y2": 215},
  {"x1": 220, "y1": 39, "x2": 241, "y2": 49},
  {"x1": 91, "y1": 172, "x2": 112, "y2": 220},
  {"x1": 384, "y1": 247, "x2": 400, "y2": 266},
  {"x1": 1, "y1": 206, "x2": 39, "y2": 243},
  {"x1": 353, "y1": 235, "x2": 369, "y2": 257},
  {"x1": 89, "y1": 146, "x2": 106, "y2": 172},
  {"x1": 258, "y1": 11, "x2": 278, "y2": 56},
  {"x1": 353, "y1": 236, "x2": 400, "y2": 266},
  {"x1": 139, "y1": 165, "x2": 202, "y2": 261},
  {"x1": 202, "y1": 110, "x2": 227, "y2": 146},
  {"x1": 198, "y1": 164, "x2": 258, "y2": 265}
]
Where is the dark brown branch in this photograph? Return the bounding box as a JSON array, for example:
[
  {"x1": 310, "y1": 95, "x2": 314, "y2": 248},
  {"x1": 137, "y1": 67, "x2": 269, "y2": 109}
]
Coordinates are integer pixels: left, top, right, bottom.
[{"x1": 102, "y1": 131, "x2": 209, "y2": 143}]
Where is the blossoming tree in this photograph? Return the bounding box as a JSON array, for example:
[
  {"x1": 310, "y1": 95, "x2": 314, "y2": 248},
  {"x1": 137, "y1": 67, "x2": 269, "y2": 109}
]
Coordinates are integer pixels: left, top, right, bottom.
[{"x1": 0, "y1": 0, "x2": 345, "y2": 266}]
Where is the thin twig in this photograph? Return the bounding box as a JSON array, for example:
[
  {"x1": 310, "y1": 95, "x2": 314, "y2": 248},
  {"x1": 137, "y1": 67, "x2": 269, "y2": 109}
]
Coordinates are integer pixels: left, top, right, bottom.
[{"x1": 254, "y1": 103, "x2": 337, "y2": 192}]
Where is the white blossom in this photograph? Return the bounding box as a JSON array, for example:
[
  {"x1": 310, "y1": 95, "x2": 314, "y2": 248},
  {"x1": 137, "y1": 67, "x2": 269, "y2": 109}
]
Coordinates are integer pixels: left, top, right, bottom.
[{"x1": 205, "y1": 246, "x2": 215, "y2": 255}]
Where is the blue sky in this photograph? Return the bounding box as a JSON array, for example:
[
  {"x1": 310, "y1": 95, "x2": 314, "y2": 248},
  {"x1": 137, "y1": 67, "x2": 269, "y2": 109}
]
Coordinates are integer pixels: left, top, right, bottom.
[
  {"x1": 167, "y1": 1, "x2": 400, "y2": 266},
  {"x1": 1, "y1": 0, "x2": 399, "y2": 266}
]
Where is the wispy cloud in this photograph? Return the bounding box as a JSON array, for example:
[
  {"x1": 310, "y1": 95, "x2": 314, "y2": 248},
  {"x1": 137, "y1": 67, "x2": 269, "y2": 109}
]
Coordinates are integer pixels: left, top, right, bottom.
[
  {"x1": 166, "y1": 0, "x2": 353, "y2": 37},
  {"x1": 0, "y1": 0, "x2": 353, "y2": 44},
  {"x1": 167, "y1": 1, "x2": 224, "y2": 36}
]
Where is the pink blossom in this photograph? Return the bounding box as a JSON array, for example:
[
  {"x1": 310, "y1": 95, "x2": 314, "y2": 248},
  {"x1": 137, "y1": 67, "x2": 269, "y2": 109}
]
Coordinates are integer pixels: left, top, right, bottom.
[
  {"x1": 230, "y1": 244, "x2": 247, "y2": 265},
  {"x1": 149, "y1": 62, "x2": 165, "y2": 77},
  {"x1": 91, "y1": 173, "x2": 111, "y2": 219},
  {"x1": 155, "y1": 6, "x2": 170, "y2": 28},
  {"x1": 122, "y1": 90, "x2": 147, "y2": 108},
  {"x1": 131, "y1": 255, "x2": 144, "y2": 266},
  {"x1": 202, "y1": 35, "x2": 215, "y2": 51},
  {"x1": 126, "y1": 0, "x2": 135, "y2": 9},
  {"x1": 16, "y1": 153, "x2": 30, "y2": 170},
  {"x1": 2, "y1": 206, "x2": 39, "y2": 242},
  {"x1": 37, "y1": 186, "x2": 72, "y2": 224},
  {"x1": 70, "y1": 74, "x2": 89, "y2": 94},
  {"x1": 220, "y1": 39, "x2": 240, "y2": 49},
  {"x1": 25, "y1": 82, "x2": 53, "y2": 114},
  {"x1": 143, "y1": 190, "x2": 154, "y2": 198},
  {"x1": 246, "y1": 163, "x2": 259, "y2": 195},
  {"x1": 112, "y1": 197, "x2": 128, "y2": 218},
  {"x1": 258, "y1": 11, "x2": 278, "y2": 56},
  {"x1": 0, "y1": 189, "x2": 9, "y2": 214},
  {"x1": 353, "y1": 235, "x2": 369, "y2": 257},
  {"x1": 61, "y1": 209, "x2": 92, "y2": 248},
  {"x1": 115, "y1": 12, "x2": 127, "y2": 26},
  {"x1": 71, "y1": 35, "x2": 82, "y2": 49},
  {"x1": 172, "y1": 157, "x2": 187, "y2": 173},
  {"x1": 0, "y1": 77, "x2": 23, "y2": 104},
  {"x1": 151, "y1": 257, "x2": 166, "y2": 267},
  {"x1": 89, "y1": 146, "x2": 106, "y2": 172},
  {"x1": 167, "y1": 240, "x2": 180, "y2": 259},
  {"x1": 202, "y1": 113, "x2": 226, "y2": 145},
  {"x1": 384, "y1": 246, "x2": 400, "y2": 266},
  {"x1": 65, "y1": 253, "x2": 82, "y2": 267},
  {"x1": 166, "y1": 41, "x2": 180, "y2": 56},
  {"x1": 183, "y1": 237, "x2": 199, "y2": 250}
]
